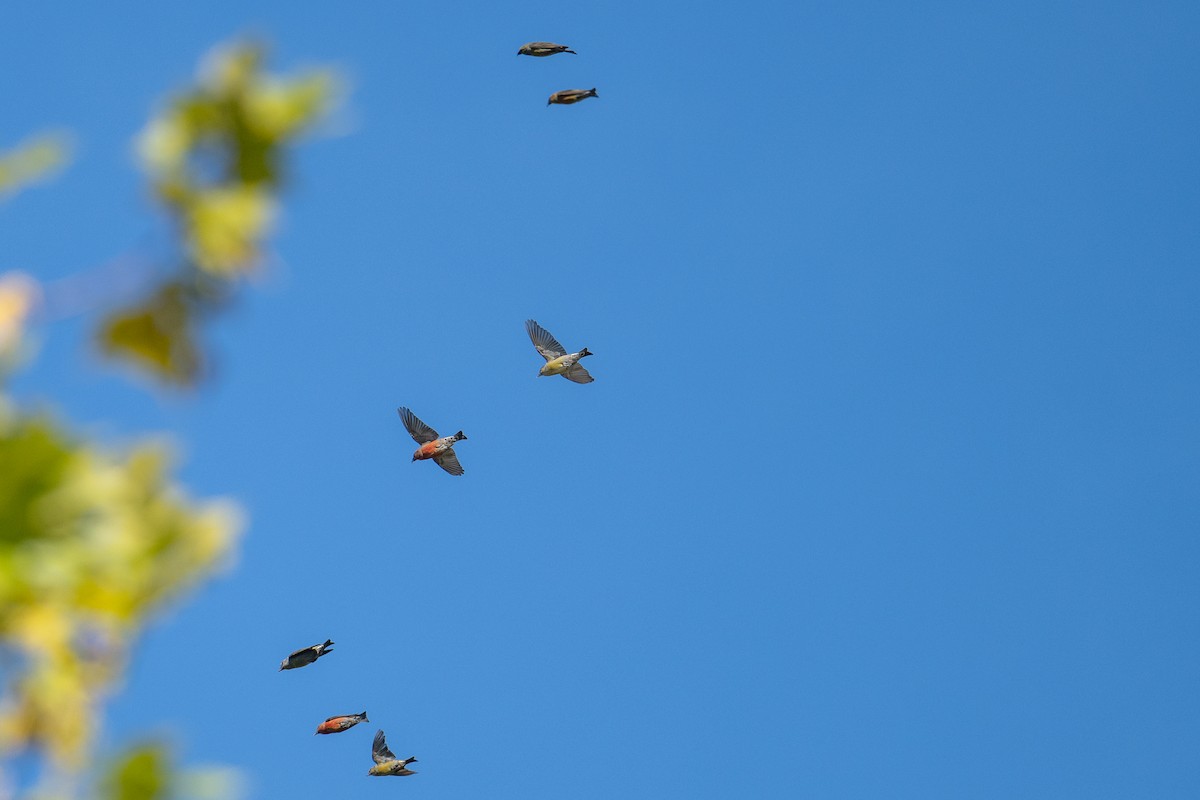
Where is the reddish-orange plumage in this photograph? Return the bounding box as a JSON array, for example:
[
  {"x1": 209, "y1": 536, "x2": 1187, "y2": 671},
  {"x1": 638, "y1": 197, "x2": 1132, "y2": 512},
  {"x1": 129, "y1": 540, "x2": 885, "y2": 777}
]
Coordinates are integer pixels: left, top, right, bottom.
[
  {"x1": 315, "y1": 712, "x2": 368, "y2": 735},
  {"x1": 397, "y1": 407, "x2": 468, "y2": 476}
]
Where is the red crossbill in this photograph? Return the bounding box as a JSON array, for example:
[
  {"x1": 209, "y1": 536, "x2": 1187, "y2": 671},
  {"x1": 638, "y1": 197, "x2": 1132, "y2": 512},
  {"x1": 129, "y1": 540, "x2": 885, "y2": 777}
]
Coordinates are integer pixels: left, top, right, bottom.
[
  {"x1": 316, "y1": 711, "x2": 368, "y2": 735},
  {"x1": 397, "y1": 407, "x2": 467, "y2": 476}
]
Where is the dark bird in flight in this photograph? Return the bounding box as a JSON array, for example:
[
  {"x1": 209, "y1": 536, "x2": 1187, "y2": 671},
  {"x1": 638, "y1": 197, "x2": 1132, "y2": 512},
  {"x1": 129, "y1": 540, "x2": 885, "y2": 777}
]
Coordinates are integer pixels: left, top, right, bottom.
[
  {"x1": 279, "y1": 639, "x2": 333, "y2": 671},
  {"x1": 518, "y1": 41, "x2": 577, "y2": 56}
]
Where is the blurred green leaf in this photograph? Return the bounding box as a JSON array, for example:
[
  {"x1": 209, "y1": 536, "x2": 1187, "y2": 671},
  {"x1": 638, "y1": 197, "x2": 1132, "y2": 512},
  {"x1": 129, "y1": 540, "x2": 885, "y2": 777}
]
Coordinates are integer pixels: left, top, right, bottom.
[
  {"x1": 186, "y1": 186, "x2": 275, "y2": 275},
  {"x1": 100, "y1": 742, "x2": 169, "y2": 800},
  {"x1": 0, "y1": 135, "x2": 70, "y2": 200},
  {"x1": 0, "y1": 412, "x2": 74, "y2": 551},
  {"x1": 96, "y1": 283, "x2": 202, "y2": 386}
]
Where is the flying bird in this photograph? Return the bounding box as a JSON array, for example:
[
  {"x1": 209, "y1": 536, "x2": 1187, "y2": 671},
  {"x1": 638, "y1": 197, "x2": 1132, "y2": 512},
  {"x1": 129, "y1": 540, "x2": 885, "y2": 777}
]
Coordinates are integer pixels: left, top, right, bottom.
[
  {"x1": 397, "y1": 407, "x2": 467, "y2": 476},
  {"x1": 547, "y1": 88, "x2": 598, "y2": 106},
  {"x1": 279, "y1": 639, "x2": 333, "y2": 671},
  {"x1": 525, "y1": 319, "x2": 594, "y2": 383},
  {"x1": 518, "y1": 41, "x2": 576, "y2": 56},
  {"x1": 368, "y1": 729, "x2": 418, "y2": 777},
  {"x1": 316, "y1": 711, "x2": 369, "y2": 735}
]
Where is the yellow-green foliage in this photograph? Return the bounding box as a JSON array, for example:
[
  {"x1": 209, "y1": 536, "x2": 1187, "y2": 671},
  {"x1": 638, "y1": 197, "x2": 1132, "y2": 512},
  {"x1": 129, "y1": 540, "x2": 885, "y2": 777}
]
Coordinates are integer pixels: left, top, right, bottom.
[
  {"x1": 0, "y1": 400, "x2": 242, "y2": 778},
  {"x1": 0, "y1": 135, "x2": 70, "y2": 200},
  {"x1": 100, "y1": 41, "x2": 336, "y2": 385},
  {"x1": 100, "y1": 743, "x2": 169, "y2": 800},
  {"x1": 97, "y1": 741, "x2": 244, "y2": 800},
  {"x1": 96, "y1": 281, "x2": 207, "y2": 386},
  {"x1": 0, "y1": 36, "x2": 329, "y2": 798},
  {"x1": 137, "y1": 42, "x2": 334, "y2": 277}
]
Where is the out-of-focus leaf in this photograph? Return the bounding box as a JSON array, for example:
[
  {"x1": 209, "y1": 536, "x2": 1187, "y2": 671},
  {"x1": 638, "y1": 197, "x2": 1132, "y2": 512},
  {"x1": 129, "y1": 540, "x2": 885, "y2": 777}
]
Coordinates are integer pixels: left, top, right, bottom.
[
  {"x1": 96, "y1": 283, "x2": 202, "y2": 385},
  {"x1": 100, "y1": 742, "x2": 169, "y2": 800},
  {"x1": 0, "y1": 410, "x2": 74, "y2": 553},
  {"x1": 96, "y1": 743, "x2": 245, "y2": 800},
  {"x1": 137, "y1": 113, "x2": 192, "y2": 177},
  {"x1": 244, "y1": 73, "x2": 336, "y2": 141},
  {"x1": 186, "y1": 186, "x2": 275, "y2": 276},
  {"x1": 0, "y1": 134, "x2": 70, "y2": 199}
]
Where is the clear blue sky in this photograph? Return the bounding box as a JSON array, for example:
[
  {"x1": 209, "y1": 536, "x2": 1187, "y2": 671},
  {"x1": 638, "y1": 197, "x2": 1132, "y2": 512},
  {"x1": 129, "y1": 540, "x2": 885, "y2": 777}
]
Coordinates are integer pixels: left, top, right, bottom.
[{"x1": 4, "y1": 2, "x2": 1200, "y2": 797}]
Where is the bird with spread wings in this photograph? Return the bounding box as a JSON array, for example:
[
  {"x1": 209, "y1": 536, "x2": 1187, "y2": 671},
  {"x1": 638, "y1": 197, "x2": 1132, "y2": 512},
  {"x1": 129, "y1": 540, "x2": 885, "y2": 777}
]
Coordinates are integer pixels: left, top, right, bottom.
[
  {"x1": 397, "y1": 407, "x2": 467, "y2": 476},
  {"x1": 525, "y1": 319, "x2": 595, "y2": 384}
]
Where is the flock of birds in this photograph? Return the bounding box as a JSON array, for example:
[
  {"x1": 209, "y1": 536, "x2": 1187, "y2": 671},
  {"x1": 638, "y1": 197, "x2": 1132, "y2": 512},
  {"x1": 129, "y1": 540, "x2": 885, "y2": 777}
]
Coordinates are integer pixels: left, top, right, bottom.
[
  {"x1": 277, "y1": 317, "x2": 596, "y2": 776},
  {"x1": 516, "y1": 40, "x2": 599, "y2": 106}
]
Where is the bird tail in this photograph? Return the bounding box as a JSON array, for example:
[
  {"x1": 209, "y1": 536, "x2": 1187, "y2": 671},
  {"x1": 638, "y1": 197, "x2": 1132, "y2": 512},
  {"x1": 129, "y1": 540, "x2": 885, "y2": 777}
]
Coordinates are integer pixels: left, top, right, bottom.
[
  {"x1": 406, "y1": 757, "x2": 419, "y2": 764},
  {"x1": 360, "y1": 712, "x2": 369, "y2": 721},
  {"x1": 588, "y1": 88, "x2": 598, "y2": 97},
  {"x1": 455, "y1": 431, "x2": 467, "y2": 441},
  {"x1": 580, "y1": 347, "x2": 593, "y2": 357},
  {"x1": 565, "y1": 48, "x2": 577, "y2": 54},
  {"x1": 319, "y1": 639, "x2": 334, "y2": 655}
]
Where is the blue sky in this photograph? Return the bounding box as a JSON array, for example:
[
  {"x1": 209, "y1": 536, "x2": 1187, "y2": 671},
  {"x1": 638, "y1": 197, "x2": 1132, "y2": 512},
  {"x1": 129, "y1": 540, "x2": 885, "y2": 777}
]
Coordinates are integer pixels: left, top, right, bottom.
[{"x1": 4, "y1": 1, "x2": 1200, "y2": 797}]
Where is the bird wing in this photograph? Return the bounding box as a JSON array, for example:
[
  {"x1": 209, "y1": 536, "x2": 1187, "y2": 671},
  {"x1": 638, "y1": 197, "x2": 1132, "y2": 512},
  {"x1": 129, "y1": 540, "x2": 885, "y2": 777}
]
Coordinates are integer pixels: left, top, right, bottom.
[
  {"x1": 397, "y1": 407, "x2": 439, "y2": 444},
  {"x1": 563, "y1": 363, "x2": 594, "y2": 384},
  {"x1": 433, "y1": 449, "x2": 465, "y2": 476},
  {"x1": 526, "y1": 319, "x2": 565, "y2": 361},
  {"x1": 287, "y1": 645, "x2": 314, "y2": 659},
  {"x1": 373, "y1": 730, "x2": 397, "y2": 765}
]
